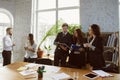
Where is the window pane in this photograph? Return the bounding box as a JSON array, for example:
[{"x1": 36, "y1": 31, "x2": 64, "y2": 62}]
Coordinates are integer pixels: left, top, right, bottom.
[
  {"x1": 58, "y1": 9, "x2": 79, "y2": 24},
  {"x1": 58, "y1": 0, "x2": 79, "y2": 8},
  {"x1": 38, "y1": 0, "x2": 56, "y2": 10},
  {"x1": 0, "y1": 13, "x2": 10, "y2": 23},
  {"x1": 37, "y1": 11, "x2": 56, "y2": 54},
  {"x1": 0, "y1": 26, "x2": 7, "y2": 51}
]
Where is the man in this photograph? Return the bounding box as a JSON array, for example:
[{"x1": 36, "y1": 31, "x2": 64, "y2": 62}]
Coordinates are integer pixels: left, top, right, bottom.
[
  {"x1": 54, "y1": 23, "x2": 72, "y2": 67},
  {"x1": 2, "y1": 27, "x2": 15, "y2": 66}
]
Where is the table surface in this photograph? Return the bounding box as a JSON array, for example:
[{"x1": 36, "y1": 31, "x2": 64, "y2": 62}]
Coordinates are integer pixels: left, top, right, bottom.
[{"x1": 0, "y1": 62, "x2": 119, "y2": 80}]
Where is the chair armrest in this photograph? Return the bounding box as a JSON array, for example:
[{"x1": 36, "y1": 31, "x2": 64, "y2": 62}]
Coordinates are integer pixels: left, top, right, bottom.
[{"x1": 104, "y1": 46, "x2": 115, "y2": 52}]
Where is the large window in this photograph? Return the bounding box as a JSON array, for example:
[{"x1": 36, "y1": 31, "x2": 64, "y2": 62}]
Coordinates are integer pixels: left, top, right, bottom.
[
  {"x1": 0, "y1": 9, "x2": 13, "y2": 65},
  {"x1": 0, "y1": 12, "x2": 12, "y2": 52},
  {"x1": 33, "y1": 0, "x2": 80, "y2": 54}
]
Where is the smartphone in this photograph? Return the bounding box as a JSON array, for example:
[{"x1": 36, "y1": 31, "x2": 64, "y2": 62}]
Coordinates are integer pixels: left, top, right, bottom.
[{"x1": 83, "y1": 73, "x2": 99, "y2": 79}]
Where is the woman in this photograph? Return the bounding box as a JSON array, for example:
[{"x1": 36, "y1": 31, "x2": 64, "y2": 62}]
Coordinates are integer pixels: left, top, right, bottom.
[
  {"x1": 24, "y1": 33, "x2": 37, "y2": 63},
  {"x1": 84, "y1": 24, "x2": 105, "y2": 70},
  {"x1": 69, "y1": 29, "x2": 86, "y2": 68}
]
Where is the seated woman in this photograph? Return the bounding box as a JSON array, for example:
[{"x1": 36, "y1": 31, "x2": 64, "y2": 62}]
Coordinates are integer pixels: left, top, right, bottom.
[
  {"x1": 24, "y1": 33, "x2": 37, "y2": 63},
  {"x1": 84, "y1": 24, "x2": 105, "y2": 70},
  {"x1": 68, "y1": 29, "x2": 86, "y2": 68}
]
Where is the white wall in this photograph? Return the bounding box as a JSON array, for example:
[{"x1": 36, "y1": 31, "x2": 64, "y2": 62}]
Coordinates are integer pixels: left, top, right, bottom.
[
  {"x1": 80, "y1": 0, "x2": 119, "y2": 32},
  {"x1": 0, "y1": 0, "x2": 15, "y2": 18},
  {"x1": 0, "y1": 0, "x2": 32, "y2": 62},
  {"x1": 13, "y1": 0, "x2": 32, "y2": 62}
]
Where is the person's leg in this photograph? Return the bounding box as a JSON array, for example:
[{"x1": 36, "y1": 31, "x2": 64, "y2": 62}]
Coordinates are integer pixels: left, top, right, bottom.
[
  {"x1": 2, "y1": 51, "x2": 11, "y2": 66},
  {"x1": 61, "y1": 55, "x2": 67, "y2": 67},
  {"x1": 24, "y1": 57, "x2": 28, "y2": 62},
  {"x1": 54, "y1": 53, "x2": 60, "y2": 66}
]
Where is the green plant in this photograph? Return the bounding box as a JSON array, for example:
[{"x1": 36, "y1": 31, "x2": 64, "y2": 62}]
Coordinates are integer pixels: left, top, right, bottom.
[
  {"x1": 38, "y1": 19, "x2": 81, "y2": 48},
  {"x1": 44, "y1": 45, "x2": 52, "y2": 53}
]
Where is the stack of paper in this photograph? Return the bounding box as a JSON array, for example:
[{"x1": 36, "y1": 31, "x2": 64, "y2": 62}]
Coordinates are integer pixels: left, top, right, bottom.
[
  {"x1": 92, "y1": 70, "x2": 113, "y2": 77},
  {"x1": 19, "y1": 69, "x2": 36, "y2": 76},
  {"x1": 51, "y1": 73, "x2": 70, "y2": 80}
]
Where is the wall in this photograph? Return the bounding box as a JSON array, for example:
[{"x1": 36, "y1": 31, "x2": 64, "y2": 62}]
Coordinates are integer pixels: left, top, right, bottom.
[
  {"x1": 0, "y1": 0, "x2": 15, "y2": 16},
  {"x1": 0, "y1": 0, "x2": 32, "y2": 62},
  {"x1": 13, "y1": 0, "x2": 32, "y2": 62},
  {"x1": 80, "y1": 0, "x2": 119, "y2": 32}
]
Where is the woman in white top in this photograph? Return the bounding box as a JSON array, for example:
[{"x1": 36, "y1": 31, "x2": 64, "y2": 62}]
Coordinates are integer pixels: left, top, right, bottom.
[{"x1": 24, "y1": 33, "x2": 37, "y2": 63}]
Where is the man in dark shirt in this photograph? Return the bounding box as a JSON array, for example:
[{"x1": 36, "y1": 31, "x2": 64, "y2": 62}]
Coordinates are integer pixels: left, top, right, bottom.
[{"x1": 54, "y1": 23, "x2": 72, "y2": 67}]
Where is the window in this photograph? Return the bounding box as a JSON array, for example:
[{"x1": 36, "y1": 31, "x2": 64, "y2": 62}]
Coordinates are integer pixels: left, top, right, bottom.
[
  {"x1": 0, "y1": 9, "x2": 13, "y2": 65},
  {"x1": 0, "y1": 12, "x2": 12, "y2": 51},
  {"x1": 32, "y1": 0, "x2": 80, "y2": 54},
  {"x1": 58, "y1": 0, "x2": 79, "y2": 8},
  {"x1": 38, "y1": 0, "x2": 56, "y2": 10}
]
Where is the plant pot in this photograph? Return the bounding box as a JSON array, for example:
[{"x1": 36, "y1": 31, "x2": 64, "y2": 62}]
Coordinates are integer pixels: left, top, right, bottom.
[
  {"x1": 38, "y1": 73, "x2": 43, "y2": 78},
  {"x1": 37, "y1": 48, "x2": 43, "y2": 58}
]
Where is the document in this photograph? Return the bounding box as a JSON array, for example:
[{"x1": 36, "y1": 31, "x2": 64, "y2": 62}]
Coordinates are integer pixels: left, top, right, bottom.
[
  {"x1": 51, "y1": 73, "x2": 70, "y2": 80},
  {"x1": 55, "y1": 42, "x2": 71, "y2": 50},
  {"x1": 17, "y1": 66, "x2": 28, "y2": 71},
  {"x1": 19, "y1": 69, "x2": 36, "y2": 76},
  {"x1": 25, "y1": 63, "x2": 38, "y2": 68},
  {"x1": 45, "y1": 66, "x2": 60, "y2": 73},
  {"x1": 92, "y1": 70, "x2": 113, "y2": 77}
]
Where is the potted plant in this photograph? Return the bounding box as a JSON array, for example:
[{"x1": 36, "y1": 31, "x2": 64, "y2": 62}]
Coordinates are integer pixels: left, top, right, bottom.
[{"x1": 37, "y1": 66, "x2": 46, "y2": 79}]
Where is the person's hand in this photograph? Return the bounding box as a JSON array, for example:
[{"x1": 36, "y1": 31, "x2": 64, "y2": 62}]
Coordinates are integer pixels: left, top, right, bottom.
[
  {"x1": 79, "y1": 48, "x2": 85, "y2": 52},
  {"x1": 86, "y1": 64, "x2": 93, "y2": 71},
  {"x1": 86, "y1": 43, "x2": 91, "y2": 47},
  {"x1": 24, "y1": 47, "x2": 28, "y2": 50},
  {"x1": 59, "y1": 45, "x2": 67, "y2": 51},
  {"x1": 83, "y1": 43, "x2": 88, "y2": 47},
  {"x1": 13, "y1": 43, "x2": 15, "y2": 46},
  {"x1": 84, "y1": 43, "x2": 91, "y2": 48}
]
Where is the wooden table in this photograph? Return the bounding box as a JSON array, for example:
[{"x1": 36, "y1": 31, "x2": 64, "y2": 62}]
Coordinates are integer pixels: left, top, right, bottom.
[{"x1": 0, "y1": 62, "x2": 119, "y2": 80}]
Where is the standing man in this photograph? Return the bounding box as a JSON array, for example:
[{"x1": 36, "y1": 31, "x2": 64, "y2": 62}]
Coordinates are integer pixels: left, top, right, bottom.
[
  {"x1": 54, "y1": 23, "x2": 72, "y2": 67},
  {"x1": 2, "y1": 27, "x2": 15, "y2": 66}
]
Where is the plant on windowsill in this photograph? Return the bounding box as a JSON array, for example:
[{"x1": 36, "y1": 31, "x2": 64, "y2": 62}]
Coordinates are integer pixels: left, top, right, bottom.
[
  {"x1": 44, "y1": 45, "x2": 52, "y2": 59},
  {"x1": 37, "y1": 19, "x2": 82, "y2": 58}
]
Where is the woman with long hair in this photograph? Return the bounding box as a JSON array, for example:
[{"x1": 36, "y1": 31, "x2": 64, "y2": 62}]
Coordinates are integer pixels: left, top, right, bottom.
[
  {"x1": 84, "y1": 24, "x2": 105, "y2": 70},
  {"x1": 68, "y1": 29, "x2": 86, "y2": 68},
  {"x1": 24, "y1": 33, "x2": 37, "y2": 62}
]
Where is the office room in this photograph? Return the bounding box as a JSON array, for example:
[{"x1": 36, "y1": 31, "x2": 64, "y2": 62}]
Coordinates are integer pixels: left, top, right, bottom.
[{"x1": 0, "y1": 0, "x2": 119, "y2": 80}]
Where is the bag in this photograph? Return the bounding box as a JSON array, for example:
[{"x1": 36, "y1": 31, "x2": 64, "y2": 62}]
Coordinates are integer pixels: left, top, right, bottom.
[{"x1": 102, "y1": 63, "x2": 119, "y2": 73}]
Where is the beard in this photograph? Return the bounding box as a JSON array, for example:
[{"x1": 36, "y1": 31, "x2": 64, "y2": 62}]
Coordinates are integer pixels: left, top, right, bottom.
[{"x1": 9, "y1": 32, "x2": 12, "y2": 36}]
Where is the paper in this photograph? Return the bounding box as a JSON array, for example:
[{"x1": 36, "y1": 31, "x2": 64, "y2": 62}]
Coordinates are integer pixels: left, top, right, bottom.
[
  {"x1": 45, "y1": 66, "x2": 60, "y2": 73},
  {"x1": 17, "y1": 66, "x2": 28, "y2": 71},
  {"x1": 19, "y1": 70, "x2": 36, "y2": 76},
  {"x1": 92, "y1": 70, "x2": 113, "y2": 77},
  {"x1": 51, "y1": 73, "x2": 70, "y2": 80},
  {"x1": 25, "y1": 63, "x2": 38, "y2": 68}
]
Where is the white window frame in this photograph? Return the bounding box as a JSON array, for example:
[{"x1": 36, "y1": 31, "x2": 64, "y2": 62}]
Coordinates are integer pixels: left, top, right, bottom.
[{"x1": 32, "y1": 0, "x2": 80, "y2": 46}]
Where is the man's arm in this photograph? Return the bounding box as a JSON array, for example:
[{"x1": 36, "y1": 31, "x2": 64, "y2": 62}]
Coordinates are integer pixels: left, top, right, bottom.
[{"x1": 54, "y1": 33, "x2": 60, "y2": 45}]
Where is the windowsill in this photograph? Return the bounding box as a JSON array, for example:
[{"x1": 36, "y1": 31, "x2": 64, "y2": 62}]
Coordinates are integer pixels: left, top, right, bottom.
[{"x1": 42, "y1": 54, "x2": 54, "y2": 61}]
